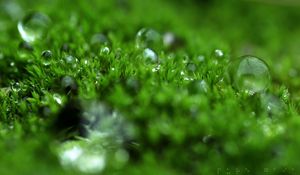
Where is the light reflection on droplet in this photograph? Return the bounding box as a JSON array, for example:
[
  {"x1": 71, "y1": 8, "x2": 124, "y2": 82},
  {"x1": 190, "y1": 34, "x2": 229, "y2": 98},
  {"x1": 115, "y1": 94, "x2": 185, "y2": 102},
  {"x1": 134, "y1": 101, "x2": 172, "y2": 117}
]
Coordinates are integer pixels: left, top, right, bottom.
[
  {"x1": 53, "y1": 94, "x2": 63, "y2": 105},
  {"x1": 18, "y1": 12, "x2": 51, "y2": 43},
  {"x1": 143, "y1": 48, "x2": 158, "y2": 62}
]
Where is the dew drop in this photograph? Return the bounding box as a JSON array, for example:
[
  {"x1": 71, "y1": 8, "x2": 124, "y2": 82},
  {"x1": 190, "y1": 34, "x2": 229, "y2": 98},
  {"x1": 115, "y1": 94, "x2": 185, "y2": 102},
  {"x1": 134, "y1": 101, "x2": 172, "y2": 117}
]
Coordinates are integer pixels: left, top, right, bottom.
[
  {"x1": 197, "y1": 55, "x2": 205, "y2": 62},
  {"x1": 214, "y1": 49, "x2": 224, "y2": 58},
  {"x1": 151, "y1": 64, "x2": 161, "y2": 72},
  {"x1": 41, "y1": 50, "x2": 52, "y2": 59},
  {"x1": 100, "y1": 46, "x2": 110, "y2": 55},
  {"x1": 186, "y1": 62, "x2": 197, "y2": 72},
  {"x1": 10, "y1": 62, "x2": 15, "y2": 67},
  {"x1": 260, "y1": 93, "x2": 285, "y2": 118},
  {"x1": 229, "y1": 55, "x2": 271, "y2": 95},
  {"x1": 163, "y1": 32, "x2": 175, "y2": 48},
  {"x1": 90, "y1": 33, "x2": 110, "y2": 46},
  {"x1": 18, "y1": 12, "x2": 51, "y2": 43},
  {"x1": 199, "y1": 80, "x2": 209, "y2": 93},
  {"x1": 61, "y1": 76, "x2": 78, "y2": 95},
  {"x1": 136, "y1": 28, "x2": 161, "y2": 50}
]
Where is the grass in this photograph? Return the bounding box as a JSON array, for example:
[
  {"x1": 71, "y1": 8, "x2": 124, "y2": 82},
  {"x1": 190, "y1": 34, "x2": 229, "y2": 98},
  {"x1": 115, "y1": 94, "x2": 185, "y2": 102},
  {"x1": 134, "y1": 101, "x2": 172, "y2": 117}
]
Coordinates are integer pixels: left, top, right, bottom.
[{"x1": 1, "y1": 0, "x2": 300, "y2": 174}]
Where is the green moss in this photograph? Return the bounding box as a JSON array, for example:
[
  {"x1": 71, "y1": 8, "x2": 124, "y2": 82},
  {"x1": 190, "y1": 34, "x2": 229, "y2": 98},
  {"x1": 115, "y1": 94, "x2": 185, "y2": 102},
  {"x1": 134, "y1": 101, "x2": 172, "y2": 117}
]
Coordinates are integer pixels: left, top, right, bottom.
[{"x1": 1, "y1": 0, "x2": 300, "y2": 174}]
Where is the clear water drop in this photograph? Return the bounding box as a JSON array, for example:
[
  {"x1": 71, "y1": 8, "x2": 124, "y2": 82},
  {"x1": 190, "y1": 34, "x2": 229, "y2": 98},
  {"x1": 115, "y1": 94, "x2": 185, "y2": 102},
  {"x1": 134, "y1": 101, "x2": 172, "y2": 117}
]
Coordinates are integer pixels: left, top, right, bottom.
[
  {"x1": 41, "y1": 50, "x2": 52, "y2": 59},
  {"x1": 143, "y1": 48, "x2": 158, "y2": 62},
  {"x1": 136, "y1": 28, "x2": 161, "y2": 50},
  {"x1": 214, "y1": 49, "x2": 224, "y2": 58},
  {"x1": 152, "y1": 64, "x2": 161, "y2": 72},
  {"x1": 100, "y1": 46, "x2": 110, "y2": 55},
  {"x1": 65, "y1": 55, "x2": 78, "y2": 67},
  {"x1": 163, "y1": 32, "x2": 175, "y2": 48},
  {"x1": 199, "y1": 80, "x2": 209, "y2": 93},
  {"x1": 18, "y1": 12, "x2": 51, "y2": 43},
  {"x1": 90, "y1": 33, "x2": 109, "y2": 46},
  {"x1": 186, "y1": 62, "x2": 197, "y2": 72},
  {"x1": 10, "y1": 62, "x2": 15, "y2": 67},
  {"x1": 229, "y1": 55, "x2": 271, "y2": 95},
  {"x1": 61, "y1": 76, "x2": 78, "y2": 95},
  {"x1": 197, "y1": 55, "x2": 205, "y2": 62},
  {"x1": 90, "y1": 34, "x2": 110, "y2": 54},
  {"x1": 260, "y1": 93, "x2": 285, "y2": 118}
]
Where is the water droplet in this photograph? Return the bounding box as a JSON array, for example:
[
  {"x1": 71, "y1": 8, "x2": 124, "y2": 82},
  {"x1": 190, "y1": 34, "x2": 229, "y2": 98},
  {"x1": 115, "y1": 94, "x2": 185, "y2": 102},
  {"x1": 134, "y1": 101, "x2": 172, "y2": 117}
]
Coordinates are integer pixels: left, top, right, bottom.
[
  {"x1": 100, "y1": 46, "x2": 110, "y2": 55},
  {"x1": 143, "y1": 48, "x2": 158, "y2": 62},
  {"x1": 229, "y1": 55, "x2": 271, "y2": 95},
  {"x1": 151, "y1": 64, "x2": 161, "y2": 72},
  {"x1": 199, "y1": 80, "x2": 209, "y2": 93},
  {"x1": 260, "y1": 93, "x2": 285, "y2": 118},
  {"x1": 10, "y1": 62, "x2": 15, "y2": 67},
  {"x1": 186, "y1": 62, "x2": 197, "y2": 72},
  {"x1": 65, "y1": 55, "x2": 78, "y2": 66},
  {"x1": 58, "y1": 141, "x2": 106, "y2": 174},
  {"x1": 214, "y1": 49, "x2": 224, "y2": 58},
  {"x1": 197, "y1": 55, "x2": 205, "y2": 62},
  {"x1": 136, "y1": 28, "x2": 161, "y2": 50},
  {"x1": 41, "y1": 50, "x2": 52, "y2": 59},
  {"x1": 163, "y1": 32, "x2": 175, "y2": 48},
  {"x1": 18, "y1": 12, "x2": 51, "y2": 43},
  {"x1": 61, "y1": 76, "x2": 78, "y2": 95},
  {"x1": 90, "y1": 33, "x2": 110, "y2": 46}
]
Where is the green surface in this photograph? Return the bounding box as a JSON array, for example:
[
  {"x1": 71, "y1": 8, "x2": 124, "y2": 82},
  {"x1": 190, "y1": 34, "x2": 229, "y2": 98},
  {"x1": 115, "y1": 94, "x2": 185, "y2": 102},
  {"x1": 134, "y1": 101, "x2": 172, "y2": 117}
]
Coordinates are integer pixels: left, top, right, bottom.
[{"x1": 1, "y1": 0, "x2": 300, "y2": 174}]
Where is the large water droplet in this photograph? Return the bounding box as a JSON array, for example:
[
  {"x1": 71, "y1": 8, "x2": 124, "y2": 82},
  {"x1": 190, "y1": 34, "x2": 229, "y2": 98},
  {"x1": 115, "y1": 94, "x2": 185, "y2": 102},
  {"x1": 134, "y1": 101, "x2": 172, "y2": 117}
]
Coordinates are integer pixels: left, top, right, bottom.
[
  {"x1": 229, "y1": 55, "x2": 271, "y2": 95},
  {"x1": 136, "y1": 28, "x2": 161, "y2": 50},
  {"x1": 17, "y1": 12, "x2": 51, "y2": 43}
]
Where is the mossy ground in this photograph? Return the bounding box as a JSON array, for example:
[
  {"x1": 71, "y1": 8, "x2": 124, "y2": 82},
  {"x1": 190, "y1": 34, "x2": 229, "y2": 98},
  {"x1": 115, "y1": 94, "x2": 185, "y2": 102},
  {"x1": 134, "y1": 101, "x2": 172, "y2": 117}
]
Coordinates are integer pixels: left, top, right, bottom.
[{"x1": 1, "y1": 0, "x2": 300, "y2": 174}]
